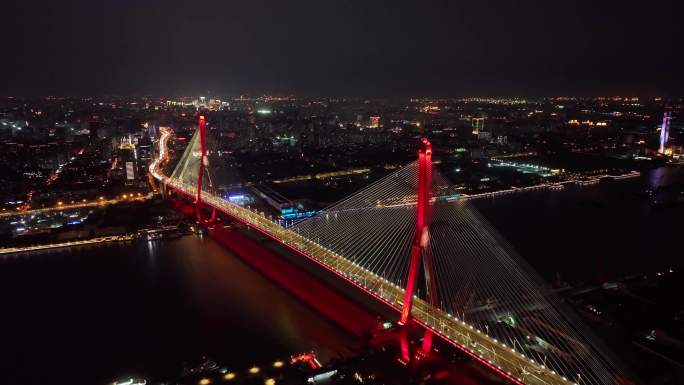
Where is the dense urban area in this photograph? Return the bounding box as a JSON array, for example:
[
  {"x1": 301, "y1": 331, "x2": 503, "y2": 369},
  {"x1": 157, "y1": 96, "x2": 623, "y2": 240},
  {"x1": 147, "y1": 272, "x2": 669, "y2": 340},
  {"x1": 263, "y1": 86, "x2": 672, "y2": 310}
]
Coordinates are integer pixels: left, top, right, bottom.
[{"x1": 2, "y1": 95, "x2": 681, "y2": 215}]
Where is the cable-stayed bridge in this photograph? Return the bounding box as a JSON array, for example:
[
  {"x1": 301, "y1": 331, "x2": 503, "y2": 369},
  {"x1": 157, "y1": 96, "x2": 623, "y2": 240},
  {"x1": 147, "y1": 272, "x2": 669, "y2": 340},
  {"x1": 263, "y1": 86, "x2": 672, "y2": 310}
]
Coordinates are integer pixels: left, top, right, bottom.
[{"x1": 151, "y1": 116, "x2": 632, "y2": 385}]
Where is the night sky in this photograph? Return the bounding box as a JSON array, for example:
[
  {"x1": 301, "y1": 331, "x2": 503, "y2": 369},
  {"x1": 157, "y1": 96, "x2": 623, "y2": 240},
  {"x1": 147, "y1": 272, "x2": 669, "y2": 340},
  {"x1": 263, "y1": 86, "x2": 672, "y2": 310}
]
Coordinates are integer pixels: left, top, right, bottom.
[{"x1": 2, "y1": 0, "x2": 683, "y2": 97}]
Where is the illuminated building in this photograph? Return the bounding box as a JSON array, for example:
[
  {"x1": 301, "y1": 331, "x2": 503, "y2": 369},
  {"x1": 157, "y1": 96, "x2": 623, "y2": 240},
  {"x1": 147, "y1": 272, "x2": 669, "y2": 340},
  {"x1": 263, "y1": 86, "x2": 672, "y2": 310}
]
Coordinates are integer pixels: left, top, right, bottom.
[
  {"x1": 118, "y1": 136, "x2": 138, "y2": 184},
  {"x1": 369, "y1": 116, "x2": 380, "y2": 129},
  {"x1": 477, "y1": 131, "x2": 492, "y2": 141},
  {"x1": 472, "y1": 117, "x2": 484, "y2": 135}
]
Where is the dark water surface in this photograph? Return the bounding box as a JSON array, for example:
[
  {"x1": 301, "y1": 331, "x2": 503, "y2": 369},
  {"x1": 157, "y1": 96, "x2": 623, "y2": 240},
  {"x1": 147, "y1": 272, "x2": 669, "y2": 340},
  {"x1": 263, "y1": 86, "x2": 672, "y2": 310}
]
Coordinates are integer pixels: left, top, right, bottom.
[
  {"x1": 474, "y1": 166, "x2": 684, "y2": 283},
  {"x1": 0, "y1": 236, "x2": 356, "y2": 385}
]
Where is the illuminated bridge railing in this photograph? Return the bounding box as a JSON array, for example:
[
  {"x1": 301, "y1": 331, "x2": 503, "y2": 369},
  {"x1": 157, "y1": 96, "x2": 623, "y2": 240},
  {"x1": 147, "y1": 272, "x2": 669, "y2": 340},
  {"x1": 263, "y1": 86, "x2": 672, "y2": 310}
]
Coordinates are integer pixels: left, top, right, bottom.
[{"x1": 162, "y1": 177, "x2": 574, "y2": 385}]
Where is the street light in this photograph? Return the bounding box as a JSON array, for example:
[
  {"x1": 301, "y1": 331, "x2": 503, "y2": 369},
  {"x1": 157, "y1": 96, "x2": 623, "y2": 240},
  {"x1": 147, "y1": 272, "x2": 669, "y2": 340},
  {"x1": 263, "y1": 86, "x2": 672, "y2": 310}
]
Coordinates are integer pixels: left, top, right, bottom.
[{"x1": 223, "y1": 372, "x2": 236, "y2": 380}]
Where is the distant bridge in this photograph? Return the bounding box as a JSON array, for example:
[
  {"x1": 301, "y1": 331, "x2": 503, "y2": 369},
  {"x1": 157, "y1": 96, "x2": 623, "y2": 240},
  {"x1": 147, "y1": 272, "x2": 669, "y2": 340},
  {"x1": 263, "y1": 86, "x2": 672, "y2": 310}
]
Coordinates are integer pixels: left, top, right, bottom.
[{"x1": 0, "y1": 235, "x2": 136, "y2": 255}]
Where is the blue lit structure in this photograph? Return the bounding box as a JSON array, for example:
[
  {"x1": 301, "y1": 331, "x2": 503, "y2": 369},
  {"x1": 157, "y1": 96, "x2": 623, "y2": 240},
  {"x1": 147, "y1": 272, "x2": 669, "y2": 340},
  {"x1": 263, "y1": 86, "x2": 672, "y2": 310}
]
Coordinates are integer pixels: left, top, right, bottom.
[
  {"x1": 281, "y1": 207, "x2": 316, "y2": 219},
  {"x1": 659, "y1": 111, "x2": 671, "y2": 154}
]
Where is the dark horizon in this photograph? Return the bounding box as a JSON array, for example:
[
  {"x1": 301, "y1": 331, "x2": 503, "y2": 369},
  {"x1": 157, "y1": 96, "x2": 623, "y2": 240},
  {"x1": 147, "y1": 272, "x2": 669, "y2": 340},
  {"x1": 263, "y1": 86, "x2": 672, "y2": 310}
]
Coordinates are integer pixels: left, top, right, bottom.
[
  {"x1": 2, "y1": 0, "x2": 683, "y2": 97},
  {"x1": 3, "y1": 93, "x2": 684, "y2": 100}
]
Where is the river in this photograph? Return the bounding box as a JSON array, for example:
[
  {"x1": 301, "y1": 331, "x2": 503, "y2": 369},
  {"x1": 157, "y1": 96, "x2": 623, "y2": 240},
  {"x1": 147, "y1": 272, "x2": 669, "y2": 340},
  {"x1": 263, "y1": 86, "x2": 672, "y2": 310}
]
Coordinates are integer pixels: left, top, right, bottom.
[
  {"x1": 0, "y1": 235, "x2": 358, "y2": 385},
  {"x1": 474, "y1": 166, "x2": 684, "y2": 284}
]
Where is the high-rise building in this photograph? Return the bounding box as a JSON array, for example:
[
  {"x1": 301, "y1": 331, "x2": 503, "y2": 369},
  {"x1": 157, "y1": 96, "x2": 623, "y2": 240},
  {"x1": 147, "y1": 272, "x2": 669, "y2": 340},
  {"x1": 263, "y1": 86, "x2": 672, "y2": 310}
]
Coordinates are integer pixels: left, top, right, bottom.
[
  {"x1": 472, "y1": 117, "x2": 485, "y2": 135},
  {"x1": 118, "y1": 136, "x2": 138, "y2": 184},
  {"x1": 369, "y1": 116, "x2": 380, "y2": 129}
]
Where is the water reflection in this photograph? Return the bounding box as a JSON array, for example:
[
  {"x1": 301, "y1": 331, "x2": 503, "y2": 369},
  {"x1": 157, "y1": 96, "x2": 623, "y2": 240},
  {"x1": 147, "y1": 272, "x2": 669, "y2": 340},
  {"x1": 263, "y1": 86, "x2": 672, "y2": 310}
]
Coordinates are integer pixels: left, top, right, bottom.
[{"x1": 646, "y1": 167, "x2": 667, "y2": 190}]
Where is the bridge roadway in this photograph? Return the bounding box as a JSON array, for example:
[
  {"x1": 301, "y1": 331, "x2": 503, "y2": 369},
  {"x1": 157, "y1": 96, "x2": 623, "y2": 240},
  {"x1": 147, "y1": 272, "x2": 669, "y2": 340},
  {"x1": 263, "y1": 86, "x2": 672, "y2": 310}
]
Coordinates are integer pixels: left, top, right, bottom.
[
  {"x1": 161, "y1": 177, "x2": 575, "y2": 385},
  {"x1": 0, "y1": 196, "x2": 150, "y2": 219}
]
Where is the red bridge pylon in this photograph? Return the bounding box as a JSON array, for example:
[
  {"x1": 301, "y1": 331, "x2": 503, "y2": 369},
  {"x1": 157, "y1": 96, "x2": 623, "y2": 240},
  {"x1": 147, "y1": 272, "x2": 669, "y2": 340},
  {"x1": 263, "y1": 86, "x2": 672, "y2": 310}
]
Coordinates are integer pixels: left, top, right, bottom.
[
  {"x1": 195, "y1": 115, "x2": 217, "y2": 224},
  {"x1": 399, "y1": 138, "x2": 438, "y2": 362}
]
